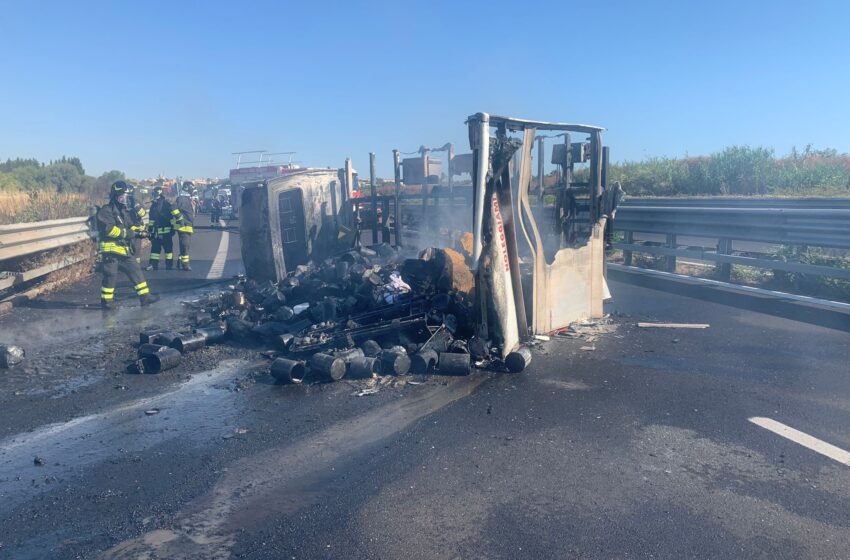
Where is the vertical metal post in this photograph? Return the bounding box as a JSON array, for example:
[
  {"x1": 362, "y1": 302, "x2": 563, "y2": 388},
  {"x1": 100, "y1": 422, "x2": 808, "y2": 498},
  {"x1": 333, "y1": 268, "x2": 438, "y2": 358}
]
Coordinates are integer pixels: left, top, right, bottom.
[
  {"x1": 343, "y1": 158, "x2": 352, "y2": 203},
  {"x1": 393, "y1": 149, "x2": 402, "y2": 248},
  {"x1": 537, "y1": 136, "x2": 544, "y2": 195},
  {"x1": 589, "y1": 131, "x2": 603, "y2": 223},
  {"x1": 329, "y1": 180, "x2": 339, "y2": 231},
  {"x1": 448, "y1": 143, "x2": 454, "y2": 204},
  {"x1": 422, "y1": 152, "x2": 429, "y2": 232},
  {"x1": 666, "y1": 234, "x2": 677, "y2": 272},
  {"x1": 369, "y1": 152, "x2": 378, "y2": 245},
  {"x1": 601, "y1": 146, "x2": 610, "y2": 190},
  {"x1": 717, "y1": 238, "x2": 732, "y2": 281},
  {"x1": 472, "y1": 113, "x2": 490, "y2": 263},
  {"x1": 343, "y1": 158, "x2": 353, "y2": 235},
  {"x1": 624, "y1": 231, "x2": 633, "y2": 266}
]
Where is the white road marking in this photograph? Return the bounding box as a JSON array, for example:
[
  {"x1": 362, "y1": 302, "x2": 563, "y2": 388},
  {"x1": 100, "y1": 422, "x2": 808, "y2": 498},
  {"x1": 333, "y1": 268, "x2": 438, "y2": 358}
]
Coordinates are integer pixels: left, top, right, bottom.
[
  {"x1": 749, "y1": 416, "x2": 850, "y2": 466},
  {"x1": 206, "y1": 219, "x2": 229, "y2": 279}
]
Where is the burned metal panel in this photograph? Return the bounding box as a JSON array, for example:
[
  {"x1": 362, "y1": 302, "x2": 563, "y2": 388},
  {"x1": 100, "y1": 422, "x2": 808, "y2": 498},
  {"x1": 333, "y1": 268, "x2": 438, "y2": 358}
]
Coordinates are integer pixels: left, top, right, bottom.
[
  {"x1": 402, "y1": 156, "x2": 442, "y2": 185},
  {"x1": 267, "y1": 169, "x2": 342, "y2": 278},
  {"x1": 240, "y1": 169, "x2": 341, "y2": 283},
  {"x1": 240, "y1": 184, "x2": 278, "y2": 283},
  {"x1": 530, "y1": 220, "x2": 608, "y2": 333}
]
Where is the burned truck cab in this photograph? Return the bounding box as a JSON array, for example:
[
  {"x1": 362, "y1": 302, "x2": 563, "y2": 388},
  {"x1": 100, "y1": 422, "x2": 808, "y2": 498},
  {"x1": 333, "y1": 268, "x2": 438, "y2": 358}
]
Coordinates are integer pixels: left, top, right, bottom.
[{"x1": 240, "y1": 168, "x2": 350, "y2": 282}]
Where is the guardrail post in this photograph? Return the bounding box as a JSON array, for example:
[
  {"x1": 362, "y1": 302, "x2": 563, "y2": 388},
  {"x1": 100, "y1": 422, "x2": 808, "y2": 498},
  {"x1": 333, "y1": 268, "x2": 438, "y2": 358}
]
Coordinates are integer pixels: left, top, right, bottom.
[
  {"x1": 717, "y1": 238, "x2": 732, "y2": 281},
  {"x1": 666, "y1": 234, "x2": 677, "y2": 272},
  {"x1": 623, "y1": 231, "x2": 633, "y2": 266}
]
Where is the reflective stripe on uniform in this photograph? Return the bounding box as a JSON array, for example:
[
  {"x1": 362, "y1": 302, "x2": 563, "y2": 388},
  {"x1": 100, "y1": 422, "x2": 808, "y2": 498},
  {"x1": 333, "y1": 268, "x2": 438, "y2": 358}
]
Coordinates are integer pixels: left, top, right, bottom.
[
  {"x1": 149, "y1": 253, "x2": 160, "y2": 260},
  {"x1": 165, "y1": 252, "x2": 173, "y2": 259},
  {"x1": 179, "y1": 255, "x2": 190, "y2": 262},
  {"x1": 108, "y1": 225, "x2": 123, "y2": 238},
  {"x1": 101, "y1": 287, "x2": 115, "y2": 293},
  {"x1": 134, "y1": 281, "x2": 150, "y2": 295},
  {"x1": 98, "y1": 242, "x2": 129, "y2": 256},
  {"x1": 177, "y1": 225, "x2": 194, "y2": 233},
  {"x1": 101, "y1": 287, "x2": 115, "y2": 300}
]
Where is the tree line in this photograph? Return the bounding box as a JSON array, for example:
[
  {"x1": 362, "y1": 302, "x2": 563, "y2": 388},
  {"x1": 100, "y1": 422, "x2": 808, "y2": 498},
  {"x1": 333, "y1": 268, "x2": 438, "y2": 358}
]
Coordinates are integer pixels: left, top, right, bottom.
[
  {"x1": 0, "y1": 156, "x2": 125, "y2": 197},
  {"x1": 607, "y1": 145, "x2": 850, "y2": 197}
]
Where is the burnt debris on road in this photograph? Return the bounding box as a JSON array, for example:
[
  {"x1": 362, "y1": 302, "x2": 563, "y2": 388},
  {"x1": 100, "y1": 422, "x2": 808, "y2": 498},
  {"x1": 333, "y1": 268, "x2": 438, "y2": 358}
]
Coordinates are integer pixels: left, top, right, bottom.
[{"x1": 133, "y1": 242, "x2": 540, "y2": 384}]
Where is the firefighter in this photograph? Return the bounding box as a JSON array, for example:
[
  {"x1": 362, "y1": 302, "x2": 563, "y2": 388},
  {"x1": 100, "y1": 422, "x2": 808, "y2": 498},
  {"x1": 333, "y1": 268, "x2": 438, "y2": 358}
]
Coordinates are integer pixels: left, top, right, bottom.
[
  {"x1": 96, "y1": 181, "x2": 158, "y2": 309},
  {"x1": 173, "y1": 181, "x2": 195, "y2": 271},
  {"x1": 210, "y1": 196, "x2": 222, "y2": 226},
  {"x1": 146, "y1": 185, "x2": 175, "y2": 270},
  {"x1": 125, "y1": 183, "x2": 148, "y2": 264}
]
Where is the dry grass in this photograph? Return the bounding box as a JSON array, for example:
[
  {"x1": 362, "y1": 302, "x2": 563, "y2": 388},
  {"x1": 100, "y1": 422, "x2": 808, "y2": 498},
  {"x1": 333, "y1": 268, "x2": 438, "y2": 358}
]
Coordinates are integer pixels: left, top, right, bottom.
[{"x1": 0, "y1": 191, "x2": 91, "y2": 225}]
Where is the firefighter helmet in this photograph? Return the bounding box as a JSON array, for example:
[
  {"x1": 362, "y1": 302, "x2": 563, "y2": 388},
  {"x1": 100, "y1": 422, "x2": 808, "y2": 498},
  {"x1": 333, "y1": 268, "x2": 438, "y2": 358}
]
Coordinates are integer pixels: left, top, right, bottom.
[{"x1": 110, "y1": 181, "x2": 129, "y2": 199}]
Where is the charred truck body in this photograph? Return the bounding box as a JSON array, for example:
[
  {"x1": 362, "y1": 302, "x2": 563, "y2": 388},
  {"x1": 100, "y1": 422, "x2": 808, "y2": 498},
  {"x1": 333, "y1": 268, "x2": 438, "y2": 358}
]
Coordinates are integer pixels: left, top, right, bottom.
[{"x1": 240, "y1": 113, "x2": 620, "y2": 363}]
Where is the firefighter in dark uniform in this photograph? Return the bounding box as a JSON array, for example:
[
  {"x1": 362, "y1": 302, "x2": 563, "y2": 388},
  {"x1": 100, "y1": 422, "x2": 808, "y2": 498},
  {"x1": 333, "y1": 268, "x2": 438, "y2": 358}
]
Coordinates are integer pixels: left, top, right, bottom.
[
  {"x1": 96, "y1": 181, "x2": 158, "y2": 308},
  {"x1": 125, "y1": 183, "x2": 148, "y2": 264},
  {"x1": 210, "y1": 196, "x2": 222, "y2": 226},
  {"x1": 146, "y1": 185, "x2": 175, "y2": 270},
  {"x1": 173, "y1": 181, "x2": 195, "y2": 271}
]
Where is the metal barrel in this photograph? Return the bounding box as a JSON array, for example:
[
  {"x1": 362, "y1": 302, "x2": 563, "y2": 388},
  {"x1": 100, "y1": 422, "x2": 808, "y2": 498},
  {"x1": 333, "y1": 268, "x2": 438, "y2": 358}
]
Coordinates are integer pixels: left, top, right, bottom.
[
  {"x1": 139, "y1": 326, "x2": 166, "y2": 345},
  {"x1": 171, "y1": 332, "x2": 206, "y2": 353},
  {"x1": 194, "y1": 325, "x2": 227, "y2": 344},
  {"x1": 438, "y1": 352, "x2": 471, "y2": 376},
  {"x1": 310, "y1": 353, "x2": 347, "y2": 382},
  {"x1": 380, "y1": 350, "x2": 411, "y2": 376},
  {"x1": 137, "y1": 343, "x2": 169, "y2": 358},
  {"x1": 360, "y1": 339, "x2": 382, "y2": 357},
  {"x1": 151, "y1": 331, "x2": 180, "y2": 347},
  {"x1": 270, "y1": 357, "x2": 306, "y2": 384},
  {"x1": 347, "y1": 356, "x2": 379, "y2": 379},
  {"x1": 335, "y1": 347, "x2": 365, "y2": 363},
  {"x1": 411, "y1": 348, "x2": 438, "y2": 374},
  {"x1": 505, "y1": 346, "x2": 532, "y2": 373},
  {"x1": 141, "y1": 347, "x2": 182, "y2": 373}
]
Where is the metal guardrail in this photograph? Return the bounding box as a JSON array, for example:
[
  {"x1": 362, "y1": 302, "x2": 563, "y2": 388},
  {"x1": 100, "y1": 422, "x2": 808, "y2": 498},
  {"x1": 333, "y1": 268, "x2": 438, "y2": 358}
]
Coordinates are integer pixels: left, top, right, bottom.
[
  {"x1": 0, "y1": 216, "x2": 95, "y2": 298},
  {"x1": 613, "y1": 200, "x2": 850, "y2": 282},
  {"x1": 620, "y1": 197, "x2": 850, "y2": 209}
]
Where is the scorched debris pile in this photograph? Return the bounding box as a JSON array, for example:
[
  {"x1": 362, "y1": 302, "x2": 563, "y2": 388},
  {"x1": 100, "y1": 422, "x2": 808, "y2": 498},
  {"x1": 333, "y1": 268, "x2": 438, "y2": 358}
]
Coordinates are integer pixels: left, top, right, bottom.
[{"x1": 129, "y1": 241, "x2": 532, "y2": 381}]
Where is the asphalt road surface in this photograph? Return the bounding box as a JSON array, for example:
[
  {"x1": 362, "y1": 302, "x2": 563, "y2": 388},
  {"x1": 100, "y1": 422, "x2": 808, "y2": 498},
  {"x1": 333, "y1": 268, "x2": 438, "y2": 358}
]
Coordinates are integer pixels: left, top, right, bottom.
[{"x1": 1, "y1": 220, "x2": 849, "y2": 559}]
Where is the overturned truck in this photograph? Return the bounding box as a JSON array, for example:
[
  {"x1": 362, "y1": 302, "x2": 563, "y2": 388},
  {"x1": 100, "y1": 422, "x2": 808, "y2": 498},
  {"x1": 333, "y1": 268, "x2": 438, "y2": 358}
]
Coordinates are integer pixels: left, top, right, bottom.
[{"x1": 237, "y1": 113, "x2": 620, "y2": 373}]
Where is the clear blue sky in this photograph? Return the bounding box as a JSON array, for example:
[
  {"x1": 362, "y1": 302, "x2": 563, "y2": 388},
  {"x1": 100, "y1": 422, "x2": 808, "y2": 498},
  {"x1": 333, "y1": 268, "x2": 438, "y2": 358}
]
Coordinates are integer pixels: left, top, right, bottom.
[{"x1": 2, "y1": 0, "x2": 849, "y2": 179}]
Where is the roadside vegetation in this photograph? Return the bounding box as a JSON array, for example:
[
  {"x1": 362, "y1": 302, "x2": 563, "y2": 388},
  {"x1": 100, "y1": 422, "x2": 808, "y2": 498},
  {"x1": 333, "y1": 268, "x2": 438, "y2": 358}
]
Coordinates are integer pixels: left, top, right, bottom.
[
  {"x1": 0, "y1": 157, "x2": 125, "y2": 224},
  {"x1": 608, "y1": 145, "x2": 850, "y2": 197}
]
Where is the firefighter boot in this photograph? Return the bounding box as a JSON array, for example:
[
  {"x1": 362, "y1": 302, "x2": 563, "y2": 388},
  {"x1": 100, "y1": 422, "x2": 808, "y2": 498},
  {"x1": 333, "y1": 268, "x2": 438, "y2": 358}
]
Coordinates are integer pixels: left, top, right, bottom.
[{"x1": 140, "y1": 293, "x2": 160, "y2": 306}]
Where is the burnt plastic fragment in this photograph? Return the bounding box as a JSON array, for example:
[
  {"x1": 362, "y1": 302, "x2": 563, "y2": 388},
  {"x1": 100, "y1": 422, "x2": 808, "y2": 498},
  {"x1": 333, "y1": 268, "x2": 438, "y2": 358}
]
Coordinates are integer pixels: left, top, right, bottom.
[{"x1": 0, "y1": 344, "x2": 25, "y2": 368}]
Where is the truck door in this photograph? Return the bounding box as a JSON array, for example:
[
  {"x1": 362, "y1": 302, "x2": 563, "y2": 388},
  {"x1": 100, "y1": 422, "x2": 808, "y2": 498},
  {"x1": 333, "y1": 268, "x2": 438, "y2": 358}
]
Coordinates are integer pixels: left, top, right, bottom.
[{"x1": 278, "y1": 189, "x2": 309, "y2": 268}]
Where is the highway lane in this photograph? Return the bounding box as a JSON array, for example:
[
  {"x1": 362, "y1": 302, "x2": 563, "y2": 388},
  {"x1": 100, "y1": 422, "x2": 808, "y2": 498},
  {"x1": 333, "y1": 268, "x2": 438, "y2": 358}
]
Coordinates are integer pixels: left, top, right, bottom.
[{"x1": 1, "y1": 224, "x2": 849, "y2": 559}]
